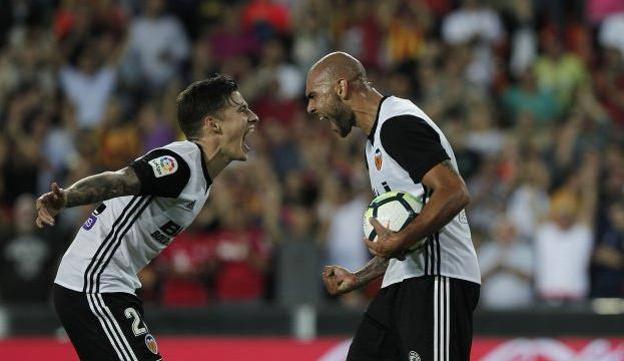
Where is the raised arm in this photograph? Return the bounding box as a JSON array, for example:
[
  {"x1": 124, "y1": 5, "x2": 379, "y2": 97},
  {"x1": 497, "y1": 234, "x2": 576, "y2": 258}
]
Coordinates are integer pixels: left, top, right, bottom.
[{"x1": 35, "y1": 167, "x2": 141, "y2": 228}]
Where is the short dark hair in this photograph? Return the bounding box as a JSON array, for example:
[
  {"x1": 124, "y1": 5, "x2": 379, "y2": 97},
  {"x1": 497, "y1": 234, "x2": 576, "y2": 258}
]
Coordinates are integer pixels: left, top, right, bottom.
[{"x1": 176, "y1": 74, "x2": 238, "y2": 139}]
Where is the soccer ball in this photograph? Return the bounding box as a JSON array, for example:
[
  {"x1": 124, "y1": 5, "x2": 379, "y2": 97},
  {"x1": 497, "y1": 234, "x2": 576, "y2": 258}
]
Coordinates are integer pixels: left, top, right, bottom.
[{"x1": 363, "y1": 190, "x2": 426, "y2": 252}]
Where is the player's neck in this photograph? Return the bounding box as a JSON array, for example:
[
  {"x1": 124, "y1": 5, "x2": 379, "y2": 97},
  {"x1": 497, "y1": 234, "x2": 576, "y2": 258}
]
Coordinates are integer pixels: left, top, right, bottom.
[
  {"x1": 193, "y1": 138, "x2": 231, "y2": 180},
  {"x1": 351, "y1": 88, "x2": 383, "y2": 136}
]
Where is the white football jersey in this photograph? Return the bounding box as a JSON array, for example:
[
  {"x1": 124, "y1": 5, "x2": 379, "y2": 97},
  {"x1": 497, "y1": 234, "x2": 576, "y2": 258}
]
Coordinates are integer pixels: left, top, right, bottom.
[
  {"x1": 55, "y1": 140, "x2": 212, "y2": 294},
  {"x1": 365, "y1": 96, "x2": 480, "y2": 287}
]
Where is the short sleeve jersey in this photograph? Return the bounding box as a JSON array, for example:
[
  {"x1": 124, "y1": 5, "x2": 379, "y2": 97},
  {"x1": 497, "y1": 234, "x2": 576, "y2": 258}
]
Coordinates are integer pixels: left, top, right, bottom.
[
  {"x1": 55, "y1": 141, "x2": 213, "y2": 294},
  {"x1": 366, "y1": 96, "x2": 480, "y2": 287}
]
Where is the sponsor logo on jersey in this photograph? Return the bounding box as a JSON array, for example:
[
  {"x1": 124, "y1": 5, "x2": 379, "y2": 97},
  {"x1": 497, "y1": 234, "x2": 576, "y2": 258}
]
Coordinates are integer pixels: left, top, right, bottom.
[
  {"x1": 150, "y1": 220, "x2": 183, "y2": 245},
  {"x1": 408, "y1": 351, "x2": 421, "y2": 361},
  {"x1": 148, "y1": 155, "x2": 178, "y2": 178},
  {"x1": 82, "y1": 215, "x2": 97, "y2": 230},
  {"x1": 145, "y1": 334, "x2": 158, "y2": 354},
  {"x1": 374, "y1": 148, "x2": 383, "y2": 170},
  {"x1": 83, "y1": 204, "x2": 107, "y2": 230}
]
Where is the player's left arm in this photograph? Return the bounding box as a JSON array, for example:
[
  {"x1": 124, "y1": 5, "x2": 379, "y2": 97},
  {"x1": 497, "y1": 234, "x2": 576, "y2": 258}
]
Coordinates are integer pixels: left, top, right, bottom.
[
  {"x1": 402, "y1": 160, "x2": 470, "y2": 243},
  {"x1": 35, "y1": 167, "x2": 141, "y2": 228},
  {"x1": 36, "y1": 148, "x2": 191, "y2": 228},
  {"x1": 366, "y1": 160, "x2": 470, "y2": 258}
]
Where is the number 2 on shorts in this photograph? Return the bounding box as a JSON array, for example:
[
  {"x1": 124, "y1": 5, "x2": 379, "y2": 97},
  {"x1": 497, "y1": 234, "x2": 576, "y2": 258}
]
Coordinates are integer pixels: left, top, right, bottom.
[{"x1": 124, "y1": 307, "x2": 147, "y2": 336}]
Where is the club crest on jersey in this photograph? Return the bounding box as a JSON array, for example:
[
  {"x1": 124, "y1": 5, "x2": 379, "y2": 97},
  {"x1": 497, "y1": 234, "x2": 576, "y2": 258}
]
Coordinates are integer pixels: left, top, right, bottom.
[
  {"x1": 374, "y1": 148, "x2": 383, "y2": 170},
  {"x1": 148, "y1": 155, "x2": 178, "y2": 178},
  {"x1": 145, "y1": 334, "x2": 158, "y2": 354}
]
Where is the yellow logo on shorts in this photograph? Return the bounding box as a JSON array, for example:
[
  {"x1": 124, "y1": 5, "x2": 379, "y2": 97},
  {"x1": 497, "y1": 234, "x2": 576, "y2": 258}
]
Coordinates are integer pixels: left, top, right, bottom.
[{"x1": 145, "y1": 334, "x2": 158, "y2": 354}]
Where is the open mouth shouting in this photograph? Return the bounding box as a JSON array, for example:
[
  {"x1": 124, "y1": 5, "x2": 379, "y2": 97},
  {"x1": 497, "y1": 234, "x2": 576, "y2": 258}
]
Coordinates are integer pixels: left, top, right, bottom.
[{"x1": 242, "y1": 124, "x2": 256, "y2": 153}]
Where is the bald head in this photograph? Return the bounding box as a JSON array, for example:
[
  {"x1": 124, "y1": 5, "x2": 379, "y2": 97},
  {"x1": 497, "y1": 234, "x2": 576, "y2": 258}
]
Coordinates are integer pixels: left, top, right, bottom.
[
  {"x1": 308, "y1": 51, "x2": 368, "y2": 87},
  {"x1": 305, "y1": 52, "x2": 380, "y2": 138}
]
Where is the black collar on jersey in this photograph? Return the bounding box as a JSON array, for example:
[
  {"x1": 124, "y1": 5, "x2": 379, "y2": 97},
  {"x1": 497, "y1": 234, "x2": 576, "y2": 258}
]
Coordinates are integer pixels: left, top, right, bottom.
[
  {"x1": 367, "y1": 95, "x2": 390, "y2": 144},
  {"x1": 193, "y1": 142, "x2": 213, "y2": 190}
]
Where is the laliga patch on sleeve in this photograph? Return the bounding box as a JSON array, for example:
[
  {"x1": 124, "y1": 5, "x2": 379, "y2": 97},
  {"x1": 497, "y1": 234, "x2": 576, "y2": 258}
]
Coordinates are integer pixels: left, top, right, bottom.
[{"x1": 148, "y1": 155, "x2": 179, "y2": 178}]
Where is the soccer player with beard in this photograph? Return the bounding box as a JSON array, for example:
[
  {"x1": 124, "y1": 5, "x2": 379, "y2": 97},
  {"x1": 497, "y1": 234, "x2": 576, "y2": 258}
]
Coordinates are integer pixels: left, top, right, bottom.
[{"x1": 306, "y1": 52, "x2": 480, "y2": 361}]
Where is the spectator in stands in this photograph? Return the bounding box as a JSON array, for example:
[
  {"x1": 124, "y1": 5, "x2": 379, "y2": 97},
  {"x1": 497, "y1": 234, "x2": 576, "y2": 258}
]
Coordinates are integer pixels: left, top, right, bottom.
[
  {"x1": 479, "y1": 217, "x2": 534, "y2": 309},
  {"x1": 441, "y1": 0, "x2": 505, "y2": 88},
  {"x1": 191, "y1": 39, "x2": 218, "y2": 82},
  {"x1": 587, "y1": 0, "x2": 624, "y2": 24},
  {"x1": 2, "y1": 86, "x2": 46, "y2": 204},
  {"x1": 275, "y1": 205, "x2": 321, "y2": 307},
  {"x1": 593, "y1": 199, "x2": 624, "y2": 297},
  {"x1": 383, "y1": 1, "x2": 433, "y2": 65},
  {"x1": 207, "y1": 5, "x2": 260, "y2": 66},
  {"x1": 506, "y1": 0, "x2": 538, "y2": 78},
  {"x1": 599, "y1": 12, "x2": 624, "y2": 57},
  {"x1": 211, "y1": 182, "x2": 271, "y2": 302},
  {"x1": 254, "y1": 38, "x2": 304, "y2": 101},
  {"x1": 0, "y1": 194, "x2": 62, "y2": 302},
  {"x1": 157, "y1": 209, "x2": 216, "y2": 307},
  {"x1": 464, "y1": 100, "x2": 505, "y2": 158},
  {"x1": 506, "y1": 157, "x2": 550, "y2": 240},
  {"x1": 137, "y1": 101, "x2": 175, "y2": 153},
  {"x1": 593, "y1": 47, "x2": 624, "y2": 128},
  {"x1": 59, "y1": 38, "x2": 118, "y2": 129},
  {"x1": 97, "y1": 98, "x2": 141, "y2": 170},
  {"x1": 242, "y1": 0, "x2": 291, "y2": 41},
  {"x1": 502, "y1": 68, "x2": 560, "y2": 126},
  {"x1": 321, "y1": 178, "x2": 369, "y2": 307},
  {"x1": 535, "y1": 153, "x2": 598, "y2": 303},
  {"x1": 292, "y1": 6, "x2": 330, "y2": 73},
  {"x1": 335, "y1": 1, "x2": 382, "y2": 69},
  {"x1": 124, "y1": 0, "x2": 190, "y2": 92},
  {"x1": 534, "y1": 29, "x2": 588, "y2": 111}
]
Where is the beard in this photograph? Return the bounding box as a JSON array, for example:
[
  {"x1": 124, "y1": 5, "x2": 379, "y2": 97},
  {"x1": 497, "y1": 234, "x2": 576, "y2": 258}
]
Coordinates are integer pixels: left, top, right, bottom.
[{"x1": 327, "y1": 97, "x2": 356, "y2": 137}]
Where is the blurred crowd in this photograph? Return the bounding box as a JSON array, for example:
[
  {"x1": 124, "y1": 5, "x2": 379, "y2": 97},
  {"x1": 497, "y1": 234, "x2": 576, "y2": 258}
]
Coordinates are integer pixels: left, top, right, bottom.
[{"x1": 0, "y1": 0, "x2": 623, "y2": 310}]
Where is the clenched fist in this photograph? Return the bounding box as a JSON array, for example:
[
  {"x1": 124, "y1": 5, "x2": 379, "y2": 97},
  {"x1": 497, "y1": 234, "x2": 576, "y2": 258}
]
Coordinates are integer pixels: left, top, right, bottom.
[{"x1": 322, "y1": 265, "x2": 359, "y2": 295}]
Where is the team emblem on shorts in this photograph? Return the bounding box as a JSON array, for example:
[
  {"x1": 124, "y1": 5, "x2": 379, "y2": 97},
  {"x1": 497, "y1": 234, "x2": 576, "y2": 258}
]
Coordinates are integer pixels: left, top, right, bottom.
[
  {"x1": 374, "y1": 149, "x2": 383, "y2": 170},
  {"x1": 148, "y1": 155, "x2": 178, "y2": 178},
  {"x1": 409, "y1": 351, "x2": 421, "y2": 361},
  {"x1": 144, "y1": 334, "x2": 158, "y2": 354}
]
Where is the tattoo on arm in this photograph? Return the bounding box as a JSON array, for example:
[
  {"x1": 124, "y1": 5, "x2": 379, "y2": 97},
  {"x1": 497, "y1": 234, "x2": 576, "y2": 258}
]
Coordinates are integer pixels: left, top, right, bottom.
[
  {"x1": 65, "y1": 167, "x2": 141, "y2": 208},
  {"x1": 440, "y1": 159, "x2": 459, "y2": 176},
  {"x1": 354, "y1": 256, "x2": 389, "y2": 288}
]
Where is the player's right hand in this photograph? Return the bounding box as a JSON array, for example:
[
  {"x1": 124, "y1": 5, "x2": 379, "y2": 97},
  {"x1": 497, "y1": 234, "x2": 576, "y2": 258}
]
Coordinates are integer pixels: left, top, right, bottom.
[
  {"x1": 35, "y1": 182, "x2": 67, "y2": 228},
  {"x1": 322, "y1": 265, "x2": 358, "y2": 295}
]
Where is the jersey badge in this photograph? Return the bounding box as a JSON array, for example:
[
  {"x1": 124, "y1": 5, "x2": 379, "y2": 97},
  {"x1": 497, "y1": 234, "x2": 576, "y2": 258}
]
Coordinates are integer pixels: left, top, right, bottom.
[
  {"x1": 148, "y1": 155, "x2": 178, "y2": 178},
  {"x1": 145, "y1": 334, "x2": 159, "y2": 354},
  {"x1": 374, "y1": 148, "x2": 383, "y2": 170}
]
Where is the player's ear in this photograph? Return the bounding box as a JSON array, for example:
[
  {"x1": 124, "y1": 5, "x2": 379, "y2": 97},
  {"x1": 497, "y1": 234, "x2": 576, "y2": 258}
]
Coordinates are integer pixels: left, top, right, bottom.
[
  {"x1": 203, "y1": 115, "x2": 221, "y2": 134},
  {"x1": 336, "y1": 79, "x2": 349, "y2": 100}
]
